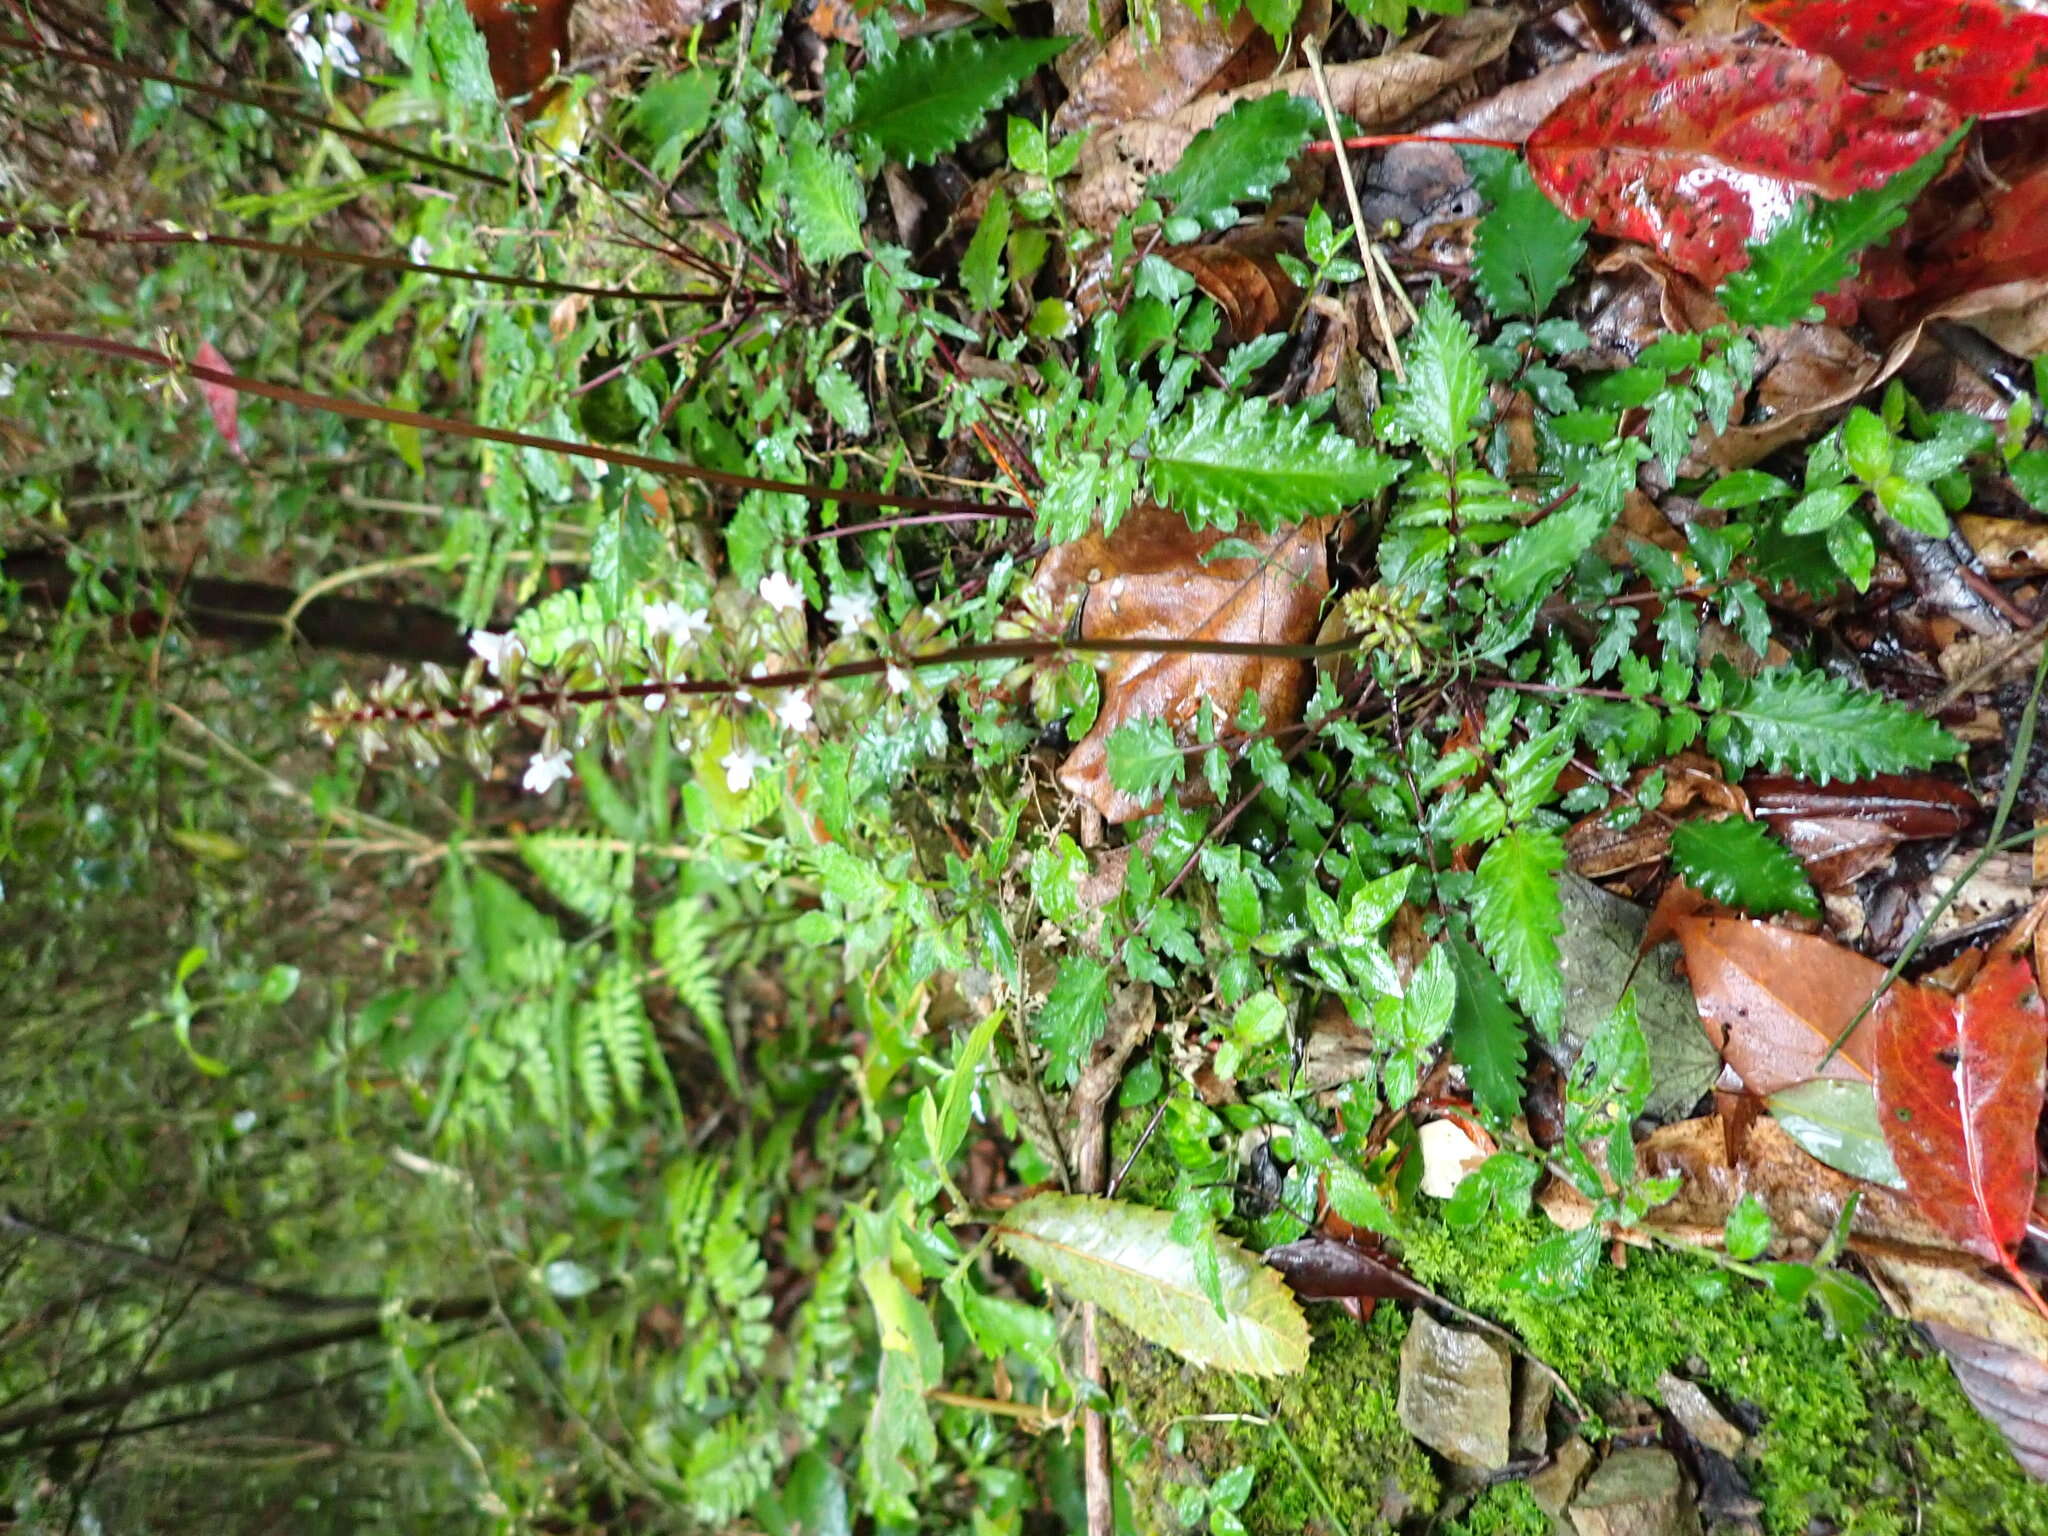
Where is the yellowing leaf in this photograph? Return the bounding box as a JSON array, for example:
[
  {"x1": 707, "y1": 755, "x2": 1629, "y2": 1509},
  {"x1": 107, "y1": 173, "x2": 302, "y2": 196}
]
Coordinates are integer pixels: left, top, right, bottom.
[{"x1": 994, "y1": 1192, "x2": 1308, "y2": 1375}]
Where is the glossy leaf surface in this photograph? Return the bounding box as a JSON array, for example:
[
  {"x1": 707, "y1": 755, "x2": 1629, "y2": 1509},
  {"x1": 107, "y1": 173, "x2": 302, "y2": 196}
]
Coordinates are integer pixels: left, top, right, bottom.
[
  {"x1": 1527, "y1": 43, "x2": 1958, "y2": 286},
  {"x1": 1752, "y1": 0, "x2": 2048, "y2": 118},
  {"x1": 1873, "y1": 955, "x2": 2047, "y2": 1265},
  {"x1": 847, "y1": 33, "x2": 1071, "y2": 165},
  {"x1": 996, "y1": 1192, "x2": 1310, "y2": 1375},
  {"x1": 1676, "y1": 917, "x2": 1883, "y2": 1094}
]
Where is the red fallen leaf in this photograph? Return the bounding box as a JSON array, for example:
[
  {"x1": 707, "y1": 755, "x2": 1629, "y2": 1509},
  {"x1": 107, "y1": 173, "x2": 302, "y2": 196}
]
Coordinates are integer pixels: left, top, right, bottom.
[
  {"x1": 193, "y1": 340, "x2": 244, "y2": 461},
  {"x1": 1752, "y1": 0, "x2": 2048, "y2": 120},
  {"x1": 1874, "y1": 954, "x2": 2048, "y2": 1316},
  {"x1": 465, "y1": 0, "x2": 573, "y2": 109},
  {"x1": 1920, "y1": 161, "x2": 2048, "y2": 300},
  {"x1": 1675, "y1": 916, "x2": 1884, "y2": 1095},
  {"x1": 1745, "y1": 772, "x2": 1977, "y2": 840},
  {"x1": 1526, "y1": 42, "x2": 1960, "y2": 287}
]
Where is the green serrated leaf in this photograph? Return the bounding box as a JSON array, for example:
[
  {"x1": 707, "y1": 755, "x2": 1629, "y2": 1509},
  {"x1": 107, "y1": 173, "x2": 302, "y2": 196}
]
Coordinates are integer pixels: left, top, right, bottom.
[
  {"x1": 1035, "y1": 956, "x2": 1109, "y2": 1087},
  {"x1": 1445, "y1": 930, "x2": 1526, "y2": 1124},
  {"x1": 1464, "y1": 147, "x2": 1588, "y2": 319},
  {"x1": 1386, "y1": 286, "x2": 1485, "y2": 462},
  {"x1": 1712, "y1": 667, "x2": 1963, "y2": 784},
  {"x1": 1145, "y1": 391, "x2": 1399, "y2": 532},
  {"x1": 961, "y1": 186, "x2": 1011, "y2": 313},
  {"x1": 1105, "y1": 718, "x2": 1186, "y2": 804},
  {"x1": 785, "y1": 127, "x2": 866, "y2": 264},
  {"x1": 1717, "y1": 130, "x2": 1963, "y2": 328},
  {"x1": 994, "y1": 1192, "x2": 1309, "y2": 1375},
  {"x1": 1471, "y1": 826, "x2": 1565, "y2": 1040},
  {"x1": 1150, "y1": 93, "x2": 1321, "y2": 231},
  {"x1": 813, "y1": 364, "x2": 871, "y2": 436},
  {"x1": 1669, "y1": 817, "x2": 1819, "y2": 919},
  {"x1": 849, "y1": 33, "x2": 1070, "y2": 165}
]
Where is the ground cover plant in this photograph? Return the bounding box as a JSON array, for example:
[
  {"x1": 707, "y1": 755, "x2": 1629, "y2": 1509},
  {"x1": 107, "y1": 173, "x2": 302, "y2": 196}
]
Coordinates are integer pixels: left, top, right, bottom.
[{"x1": 5, "y1": 0, "x2": 2048, "y2": 1532}]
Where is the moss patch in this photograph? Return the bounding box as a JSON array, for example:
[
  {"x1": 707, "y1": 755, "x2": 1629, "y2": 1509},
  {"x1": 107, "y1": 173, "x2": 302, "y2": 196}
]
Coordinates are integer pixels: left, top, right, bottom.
[
  {"x1": 1396, "y1": 1215, "x2": 2048, "y2": 1536},
  {"x1": 1106, "y1": 1306, "x2": 1439, "y2": 1536},
  {"x1": 1440, "y1": 1482, "x2": 1550, "y2": 1536}
]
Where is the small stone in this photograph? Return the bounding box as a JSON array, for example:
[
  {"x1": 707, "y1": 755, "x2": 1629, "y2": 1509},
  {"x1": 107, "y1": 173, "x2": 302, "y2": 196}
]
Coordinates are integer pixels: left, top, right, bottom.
[
  {"x1": 1529, "y1": 1436, "x2": 1595, "y2": 1518},
  {"x1": 1398, "y1": 1312, "x2": 1513, "y2": 1469},
  {"x1": 1568, "y1": 1447, "x2": 1702, "y2": 1536},
  {"x1": 1656, "y1": 1372, "x2": 1746, "y2": 1460}
]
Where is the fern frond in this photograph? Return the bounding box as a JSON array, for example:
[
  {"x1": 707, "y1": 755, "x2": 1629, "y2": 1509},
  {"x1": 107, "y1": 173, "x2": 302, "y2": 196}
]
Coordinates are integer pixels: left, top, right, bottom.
[
  {"x1": 519, "y1": 834, "x2": 627, "y2": 922},
  {"x1": 652, "y1": 897, "x2": 737, "y2": 1093}
]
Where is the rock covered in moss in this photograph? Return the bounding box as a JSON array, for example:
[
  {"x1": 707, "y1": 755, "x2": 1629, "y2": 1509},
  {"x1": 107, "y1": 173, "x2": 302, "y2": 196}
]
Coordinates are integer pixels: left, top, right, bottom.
[
  {"x1": 1399, "y1": 1312, "x2": 1514, "y2": 1469},
  {"x1": 1568, "y1": 1447, "x2": 1701, "y2": 1536}
]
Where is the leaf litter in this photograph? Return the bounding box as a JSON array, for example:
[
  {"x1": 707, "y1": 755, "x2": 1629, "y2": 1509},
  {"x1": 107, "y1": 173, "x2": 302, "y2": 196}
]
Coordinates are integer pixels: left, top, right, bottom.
[{"x1": 285, "y1": 0, "x2": 2048, "y2": 1523}]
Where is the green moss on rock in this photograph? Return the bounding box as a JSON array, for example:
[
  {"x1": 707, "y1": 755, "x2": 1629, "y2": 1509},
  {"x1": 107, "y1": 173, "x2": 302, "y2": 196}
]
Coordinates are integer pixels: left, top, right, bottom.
[
  {"x1": 1396, "y1": 1215, "x2": 2048, "y2": 1536},
  {"x1": 1440, "y1": 1482, "x2": 1550, "y2": 1536},
  {"x1": 1105, "y1": 1306, "x2": 1438, "y2": 1536}
]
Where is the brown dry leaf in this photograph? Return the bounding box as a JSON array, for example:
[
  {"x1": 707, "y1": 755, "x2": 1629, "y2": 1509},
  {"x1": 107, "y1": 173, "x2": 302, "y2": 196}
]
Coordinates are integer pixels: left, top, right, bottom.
[
  {"x1": 1960, "y1": 514, "x2": 2048, "y2": 580},
  {"x1": 1361, "y1": 51, "x2": 1626, "y2": 236},
  {"x1": 569, "y1": 0, "x2": 735, "y2": 56},
  {"x1": 1674, "y1": 917, "x2": 1883, "y2": 1095},
  {"x1": 1053, "y1": 3, "x2": 1274, "y2": 136},
  {"x1": 807, "y1": 0, "x2": 977, "y2": 43},
  {"x1": 1944, "y1": 627, "x2": 2048, "y2": 689},
  {"x1": 1168, "y1": 232, "x2": 1303, "y2": 343},
  {"x1": 1865, "y1": 1254, "x2": 2048, "y2": 1480},
  {"x1": 1563, "y1": 752, "x2": 1745, "y2": 879},
  {"x1": 1540, "y1": 1113, "x2": 1959, "y2": 1261},
  {"x1": 1068, "y1": 7, "x2": 1517, "y2": 231},
  {"x1": 1773, "y1": 815, "x2": 1904, "y2": 891},
  {"x1": 1027, "y1": 504, "x2": 1328, "y2": 824},
  {"x1": 1746, "y1": 773, "x2": 1977, "y2": 840}
]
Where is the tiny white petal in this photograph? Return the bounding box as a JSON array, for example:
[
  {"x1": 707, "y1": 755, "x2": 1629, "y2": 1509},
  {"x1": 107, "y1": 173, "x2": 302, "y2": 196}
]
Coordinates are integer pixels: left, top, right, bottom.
[
  {"x1": 643, "y1": 687, "x2": 668, "y2": 713},
  {"x1": 642, "y1": 600, "x2": 688, "y2": 640},
  {"x1": 886, "y1": 665, "x2": 910, "y2": 695},
  {"x1": 720, "y1": 746, "x2": 768, "y2": 793},
  {"x1": 467, "y1": 630, "x2": 524, "y2": 677},
  {"x1": 408, "y1": 235, "x2": 432, "y2": 265},
  {"x1": 522, "y1": 749, "x2": 574, "y2": 795},
  {"x1": 735, "y1": 687, "x2": 753, "y2": 704},
  {"x1": 825, "y1": 587, "x2": 876, "y2": 635},
  {"x1": 678, "y1": 607, "x2": 712, "y2": 639},
  {"x1": 758, "y1": 571, "x2": 805, "y2": 614},
  {"x1": 774, "y1": 692, "x2": 814, "y2": 733}
]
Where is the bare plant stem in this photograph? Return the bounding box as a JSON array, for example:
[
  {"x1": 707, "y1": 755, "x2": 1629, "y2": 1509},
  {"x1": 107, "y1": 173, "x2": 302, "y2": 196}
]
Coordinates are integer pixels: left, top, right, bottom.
[
  {"x1": 0, "y1": 221, "x2": 770, "y2": 306},
  {"x1": 1, "y1": 328, "x2": 1032, "y2": 520}
]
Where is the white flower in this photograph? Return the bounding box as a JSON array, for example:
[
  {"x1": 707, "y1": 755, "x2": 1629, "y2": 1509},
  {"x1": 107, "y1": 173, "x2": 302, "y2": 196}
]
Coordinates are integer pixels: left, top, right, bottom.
[
  {"x1": 886, "y1": 665, "x2": 911, "y2": 695},
  {"x1": 644, "y1": 600, "x2": 712, "y2": 643},
  {"x1": 774, "y1": 691, "x2": 814, "y2": 733},
  {"x1": 408, "y1": 234, "x2": 432, "y2": 266},
  {"x1": 642, "y1": 686, "x2": 669, "y2": 713},
  {"x1": 758, "y1": 570, "x2": 805, "y2": 614},
  {"x1": 721, "y1": 745, "x2": 770, "y2": 793},
  {"x1": 825, "y1": 586, "x2": 876, "y2": 635},
  {"x1": 288, "y1": 11, "x2": 360, "y2": 78},
  {"x1": 467, "y1": 630, "x2": 525, "y2": 677},
  {"x1": 522, "y1": 749, "x2": 573, "y2": 795}
]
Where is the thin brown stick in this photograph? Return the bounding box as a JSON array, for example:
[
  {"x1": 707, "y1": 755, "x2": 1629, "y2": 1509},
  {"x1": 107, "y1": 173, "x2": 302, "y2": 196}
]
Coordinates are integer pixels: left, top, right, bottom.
[
  {"x1": 0, "y1": 33, "x2": 508, "y2": 187},
  {"x1": 0, "y1": 221, "x2": 756, "y2": 305},
  {"x1": 0, "y1": 329, "x2": 1032, "y2": 520}
]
